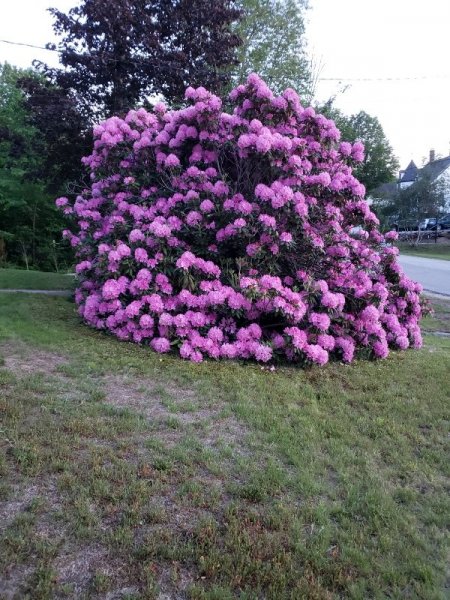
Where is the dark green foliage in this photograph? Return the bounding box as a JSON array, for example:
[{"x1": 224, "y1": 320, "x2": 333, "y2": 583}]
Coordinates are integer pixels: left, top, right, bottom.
[
  {"x1": 343, "y1": 111, "x2": 399, "y2": 194},
  {"x1": 0, "y1": 63, "x2": 73, "y2": 270}
]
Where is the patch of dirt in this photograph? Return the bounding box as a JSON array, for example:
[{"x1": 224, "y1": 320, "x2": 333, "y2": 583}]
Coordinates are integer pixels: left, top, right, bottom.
[
  {"x1": 199, "y1": 415, "x2": 249, "y2": 453},
  {"x1": 104, "y1": 586, "x2": 141, "y2": 600},
  {"x1": 0, "y1": 478, "x2": 66, "y2": 599},
  {"x1": 52, "y1": 544, "x2": 111, "y2": 597},
  {"x1": 52, "y1": 535, "x2": 194, "y2": 599},
  {"x1": 0, "y1": 477, "x2": 61, "y2": 534},
  {"x1": 103, "y1": 375, "x2": 169, "y2": 421},
  {"x1": 326, "y1": 466, "x2": 340, "y2": 489},
  {"x1": 153, "y1": 565, "x2": 195, "y2": 600},
  {"x1": 0, "y1": 565, "x2": 35, "y2": 600},
  {"x1": 102, "y1": 374, "x2": 249, "y2": 453},
  {"x1": 0, "y1": 341, "x2": 67, "y2": 377},
  {"x1": 0, "y1": 484, "x2": 41, "y2": 533},
  {"x1": 0, "y1": 345, "x2": 253, "y2": 598}
]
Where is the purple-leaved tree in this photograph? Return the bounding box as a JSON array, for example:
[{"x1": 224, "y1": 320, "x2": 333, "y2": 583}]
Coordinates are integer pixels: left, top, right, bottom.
[{"x1": 41, "y1": 0, "x2": 242, "y2": 118}]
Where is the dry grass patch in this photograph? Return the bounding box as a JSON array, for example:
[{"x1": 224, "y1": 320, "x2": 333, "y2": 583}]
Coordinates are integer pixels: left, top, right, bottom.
[
  {"x1": 0, "y1": 341, "x2": 67, "y2": 377},
  {"x1": 0, "y1": 340, "x2": 255, "y2": 599}
]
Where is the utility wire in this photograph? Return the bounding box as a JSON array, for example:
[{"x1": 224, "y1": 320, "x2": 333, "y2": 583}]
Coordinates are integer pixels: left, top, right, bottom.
[
  {"x1": 2, "y1": 38, "x2": 450, "y2": 82},
  {"x1": 320, "y1": 75, "x2": 450, "y2": 82},
  {"x1": 0, "y1": 39, "x2": 51, "y2": 52},
  {"x1": 0, "y1": 38, "x2": 225, "y2": 78}
]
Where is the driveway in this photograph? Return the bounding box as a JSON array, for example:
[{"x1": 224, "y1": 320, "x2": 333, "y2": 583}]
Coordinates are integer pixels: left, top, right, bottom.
[{"x1": 398, "y1": 255, "x2": 450, "y2": 296}]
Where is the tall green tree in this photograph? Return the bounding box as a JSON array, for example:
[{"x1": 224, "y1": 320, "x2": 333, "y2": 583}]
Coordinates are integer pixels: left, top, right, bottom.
[
  {"x1": 0, "y1": 63, "x2": 70, "y2": 269},
  {"x1": 344, "y1": 111, "x2": 399, "y2": 194},
  {"x1": 232, "y1": 0, "x2": 312, "y2": 97},
  {"x1": 0, "y1": 64, "x2": 42, "y2": 175}
]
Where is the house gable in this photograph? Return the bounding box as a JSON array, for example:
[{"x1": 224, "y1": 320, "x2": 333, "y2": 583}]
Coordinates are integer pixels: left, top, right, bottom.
[{"x1": 398, "y1": 160, "x2": 419, "y2": 189}]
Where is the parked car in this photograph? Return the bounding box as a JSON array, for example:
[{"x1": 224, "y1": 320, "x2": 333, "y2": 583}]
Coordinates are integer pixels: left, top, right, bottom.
[
  {"x1": 431, "y1": 214, "x2": 450, "y2": 231},
  {"x1": 419, "y1": 217, "x2": 437, "y2": 230}
]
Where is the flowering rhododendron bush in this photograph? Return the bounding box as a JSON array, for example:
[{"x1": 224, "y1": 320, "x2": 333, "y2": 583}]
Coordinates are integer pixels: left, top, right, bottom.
[{"x1": 57, "y1": 74, "x2": 423, "y2": 365}]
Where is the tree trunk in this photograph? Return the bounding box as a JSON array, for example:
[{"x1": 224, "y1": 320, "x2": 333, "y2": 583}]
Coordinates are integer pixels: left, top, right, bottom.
[{"x1": 20, "y1": 240, "x2": 29, "y2": 270}]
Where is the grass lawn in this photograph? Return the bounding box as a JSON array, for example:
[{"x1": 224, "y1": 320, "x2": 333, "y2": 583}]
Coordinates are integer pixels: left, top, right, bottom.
[
  {"x1": 0, "y1": 268, "x2": 74, "y2": 290},
  {"x1": 421, "y1": 298, "x2": 450, "y2": 334},
  {"x1": 397, "y1": 242, "x2": 450, "y2": 261},
  {"x1": 0, "y1": 293, "x2": 449, "y2": 599}
]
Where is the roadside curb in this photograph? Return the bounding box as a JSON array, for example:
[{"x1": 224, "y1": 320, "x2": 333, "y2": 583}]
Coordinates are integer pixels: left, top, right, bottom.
[
  {"x1": 422, "y1": 329, "x2": 450, "y2": 337},
  {"x1": 423, "y1": 290, "x2": 450, "y2": 299}
]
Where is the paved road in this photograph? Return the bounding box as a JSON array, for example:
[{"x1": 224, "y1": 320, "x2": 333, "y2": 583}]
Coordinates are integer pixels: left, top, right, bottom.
[{"x1": 399, "y1": 255, "x2": 450, "y2": 296}]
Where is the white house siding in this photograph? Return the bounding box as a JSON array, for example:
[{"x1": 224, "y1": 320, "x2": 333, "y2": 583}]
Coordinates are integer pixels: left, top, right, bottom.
[
  {"x1": 436, "y1": 168, "x2": 450, "y2": 210},
  {"x1": 399, "y1": 181, "x2": 414, "y2": 190}
]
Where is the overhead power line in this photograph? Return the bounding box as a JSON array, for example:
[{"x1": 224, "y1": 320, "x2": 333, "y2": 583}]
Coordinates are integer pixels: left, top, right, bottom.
[
  {"x1": 0, "y1": 38, "x2": 217, "y2": 77},
  {"x1": 320, "y1": 75, "x2": 450, "y2": 82},
  {"x1": 2, "y1": 38, "x2": 450, "y2": 83},
  {"x1": 0, "y1": 39, "x2": 51, "y2": 52}
]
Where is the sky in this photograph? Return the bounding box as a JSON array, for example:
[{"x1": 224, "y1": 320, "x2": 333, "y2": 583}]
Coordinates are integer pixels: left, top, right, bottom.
[
  {"x1": 1, "y1": 0, "x2": 450, "y2": 170},
  {"x1": 306, "y1": 0, "x2": 450, "y2": 169}
]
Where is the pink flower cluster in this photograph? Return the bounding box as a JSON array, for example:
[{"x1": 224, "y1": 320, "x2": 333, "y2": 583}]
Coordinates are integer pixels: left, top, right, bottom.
[{"x1": 58, "y1": 74, "x2": 424, "y2": 365}]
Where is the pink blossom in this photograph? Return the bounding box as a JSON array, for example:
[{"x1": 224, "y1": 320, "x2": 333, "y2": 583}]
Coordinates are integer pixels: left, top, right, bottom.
[
  {"x1": 304, "y1": 344, "x2": 328, "y2": 365},
  {"x1": 102, "y1": 279, "x2": 121, "y2": 300},
  {"x1": 186, "y1": 211, "x2": 202, "y2": 226},
  {"x1": 176, "y1": 251, "x2": 195, "y2": 270},
  {"x1": 254, "y1": 344, "x2": 273, "y2": 362},
  {"x1": 255, "y1": 135, "x2": 272, "y2": 153},
  {"x1": 200, "y1": 199, "x2": 214, "y2": 213},
  {"x1": 280, "y1": 232, "x2": 293, "y2": 244},
  {"x1": 76, "y1": 260, "x2": 92, "y2": 273},
  {"x1": 373, "y1": 339, "x2": 389, "y2": 359},
  {"x1": 309, "y1": 312, "x2": 331, "y2": 331},
  {"x1": 151, "y1": 337, "x2": 171, "y2": 353},
  {"x1": 129, "y1": 229, "x2": 145, "y2": 243},
  {"x1": 139, "y1": 314, "x2": 154, "y2": 328},
  {"x1": 259, "y1": 214, "x2": 276, "y2": 228},
  {"x1": 134, "y1": 248, "x2": 148, "y2": 263},
  {"x1": 165, "y1": 154, "x2": 180, "y2": 168}
]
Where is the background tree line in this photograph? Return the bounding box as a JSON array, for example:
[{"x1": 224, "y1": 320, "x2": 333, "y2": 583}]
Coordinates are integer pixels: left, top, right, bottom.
[{"x1": 0, "y1": 0, "x2": 399, "y2": 270}]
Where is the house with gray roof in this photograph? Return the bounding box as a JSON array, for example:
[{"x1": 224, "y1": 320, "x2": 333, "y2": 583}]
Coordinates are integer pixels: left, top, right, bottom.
[
  {"x1": 398, "y1": 160, "x2": 419, "y2": 189},
  {"x1": 421, "y1": 153, "x2": 450, "y2": 189},
  {"x1": 419, "y1": 151, "x2": 450, "y2": 209},
  {"x1": 371, "y1": 150, "x2": 450, "y2": 210}
]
